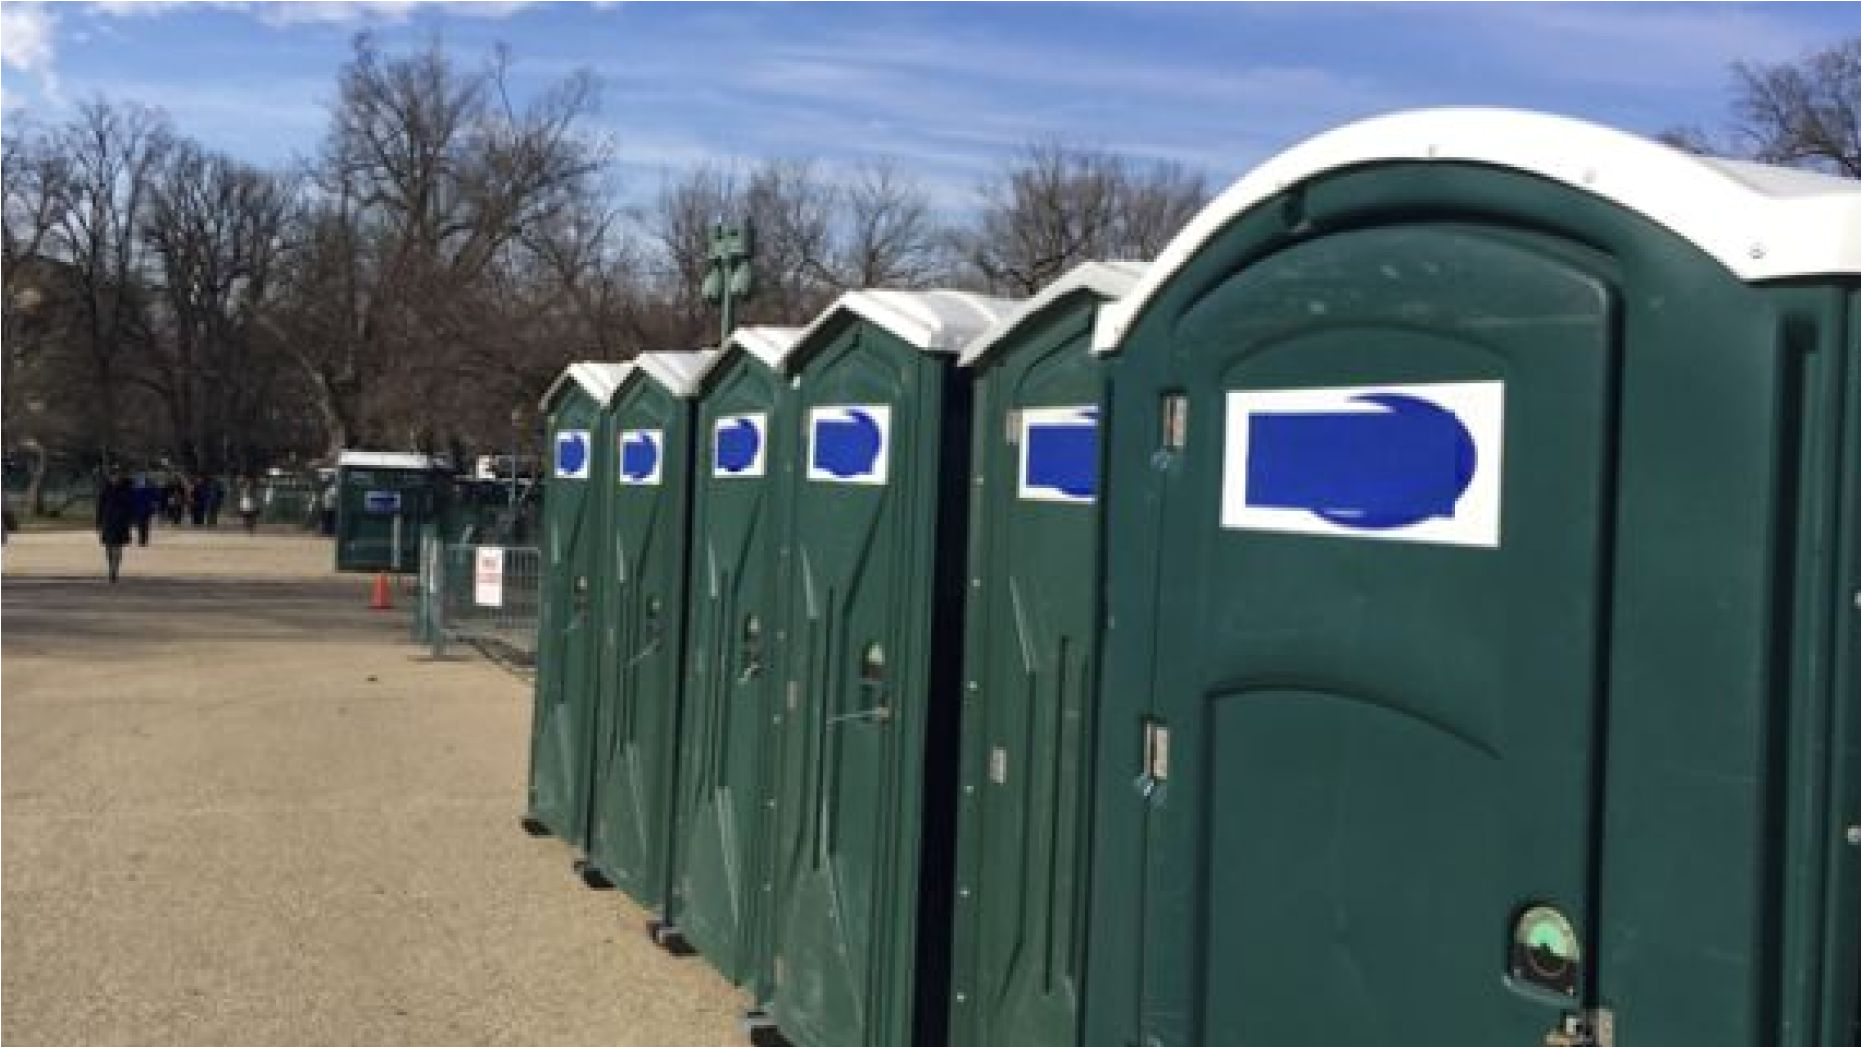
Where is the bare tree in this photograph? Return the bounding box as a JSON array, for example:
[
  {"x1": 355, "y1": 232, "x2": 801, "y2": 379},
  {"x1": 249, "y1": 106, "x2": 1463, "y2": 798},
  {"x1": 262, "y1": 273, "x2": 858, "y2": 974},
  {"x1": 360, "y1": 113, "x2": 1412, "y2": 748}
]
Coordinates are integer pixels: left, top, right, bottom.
[
  {"x1": 140, "y1": 141, "x2": 296, "y2": 471},
  {"x1": 280, "y1": 35, "x2": 607, "y2": 457},
  {"x1": 829, "y1": 159, "x2": 941, "y2": 290},
  {"x1": 744, "y1": 158, "x2": 836, "y2": 317},
  {"x1": 644, "y1": 163, "x2": 736, "y2": 347},
  {"x1": 2, "y1": 120, "x2": 75, "y2": 510},
  {"x1": 1732, "y1": 37, "x2": 1859, "y2": 176},
  {"x1": 47, "y1": 100, "x2": 173, "y2": 466},
  {"x1": 643, "y1": 156, "x2": 946, "y2": 344},
  {"x1": 1662, "y1": 37, "x2": 1859, "y2": 177},
  {"x1": 954, "y1": 142, "x2": 1208, "y2": 296}
]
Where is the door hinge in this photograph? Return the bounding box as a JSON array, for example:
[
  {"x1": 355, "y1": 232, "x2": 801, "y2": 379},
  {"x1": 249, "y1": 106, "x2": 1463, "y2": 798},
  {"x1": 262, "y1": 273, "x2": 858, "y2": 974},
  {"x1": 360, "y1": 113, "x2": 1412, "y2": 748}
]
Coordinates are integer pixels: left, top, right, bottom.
[
  {"x1": 1545, "y1": 1007, "x2": 1615, "y2": 1047},
  {"x1": 1004, "y1": 408, "x2": 1022, "y2": 445}
]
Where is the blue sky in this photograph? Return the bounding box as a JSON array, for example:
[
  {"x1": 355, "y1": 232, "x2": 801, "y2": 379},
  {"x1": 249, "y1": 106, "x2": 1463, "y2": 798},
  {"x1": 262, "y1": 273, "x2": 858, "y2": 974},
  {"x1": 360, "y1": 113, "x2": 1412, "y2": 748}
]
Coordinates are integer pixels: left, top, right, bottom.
[{"x1": 2, "y1": 2, "x2": 1855, "y2": 210}]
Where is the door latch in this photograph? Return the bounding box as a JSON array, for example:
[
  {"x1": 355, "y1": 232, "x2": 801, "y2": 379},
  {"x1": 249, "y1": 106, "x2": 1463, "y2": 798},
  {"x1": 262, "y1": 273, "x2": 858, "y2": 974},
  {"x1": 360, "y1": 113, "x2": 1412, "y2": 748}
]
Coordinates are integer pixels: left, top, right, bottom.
[
  {"x1": 1135, "y1": 719, "x2": 1169, "y2": 800},
  {"x1": 1160, "y1": 393, "x2": 1189, "y2": 451},
  {"x1": 1544, "y1": 1007, "x2": 1614, "y2": 1047}
]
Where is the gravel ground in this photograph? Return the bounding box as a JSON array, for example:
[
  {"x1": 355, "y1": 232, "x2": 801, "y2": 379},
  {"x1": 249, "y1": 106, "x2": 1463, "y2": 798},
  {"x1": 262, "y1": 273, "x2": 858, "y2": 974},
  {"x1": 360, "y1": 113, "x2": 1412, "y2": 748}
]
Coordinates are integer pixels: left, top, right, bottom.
[{"x1": 2, "y1": 528, "x2": 748, "y2": 1046}]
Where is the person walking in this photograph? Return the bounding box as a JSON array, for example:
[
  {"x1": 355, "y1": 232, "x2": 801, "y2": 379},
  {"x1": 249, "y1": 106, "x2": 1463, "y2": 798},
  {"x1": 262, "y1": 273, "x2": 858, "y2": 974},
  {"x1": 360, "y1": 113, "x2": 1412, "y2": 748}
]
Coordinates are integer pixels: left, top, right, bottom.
[
  {"x1": 163, "y1": 477, "x2": 185, "y2": 525},
  {"x1": 205, "y1": 475, "x2": 225, "y2": 528},
  {"x1": 237, "y1": 477, "x2": 260, "y2": 534},
  {"x1": 189, "y1": 475, "x2": 208, "y2": 527},
  {"x1": 132, "y1": 472, "x2": 157, "y2": 547},
  {"x1": 95, "y1": 469, "x2": 136, "y2": 583},
  {"x1": 319, "y1": 480, "x2": 338, "y2": 537}
]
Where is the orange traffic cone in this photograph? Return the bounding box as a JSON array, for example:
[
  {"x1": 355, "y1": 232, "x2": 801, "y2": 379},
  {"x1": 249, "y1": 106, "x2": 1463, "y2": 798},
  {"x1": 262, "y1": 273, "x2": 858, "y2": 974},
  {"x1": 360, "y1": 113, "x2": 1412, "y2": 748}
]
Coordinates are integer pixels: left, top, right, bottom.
[{"x1": 369, "y1": 571, "x2": 393, "y2": 610}]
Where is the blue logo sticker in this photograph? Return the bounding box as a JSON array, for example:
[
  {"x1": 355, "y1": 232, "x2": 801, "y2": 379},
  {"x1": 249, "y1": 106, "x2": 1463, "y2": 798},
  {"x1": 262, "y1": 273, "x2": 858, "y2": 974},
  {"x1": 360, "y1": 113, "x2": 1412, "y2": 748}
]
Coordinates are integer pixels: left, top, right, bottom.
[
  {"x1": 363, "y1": 490, "x2": 402, "y2": 514},
  {"x1": 1019, "y1": 406, "x2": 1098, "y2": 503},
  {"x1": 619, "y1": 429, "x2": 662, "y2": 486},
  {"x1": 1246, "y1": 393, "x2": 1475, "y2": 529},
  {"x1": 715, "y1": 415, "x2": 763, "y2": 476},
  {"x1": 1223, "y1": 381, "x2": 1504, "y2": 547},
  {"x1": 555, "y1": 430, "x2": 591, "y2": 479},
  {"x1": 809, "y1": 405, "x2": 890, "y2": 484}
]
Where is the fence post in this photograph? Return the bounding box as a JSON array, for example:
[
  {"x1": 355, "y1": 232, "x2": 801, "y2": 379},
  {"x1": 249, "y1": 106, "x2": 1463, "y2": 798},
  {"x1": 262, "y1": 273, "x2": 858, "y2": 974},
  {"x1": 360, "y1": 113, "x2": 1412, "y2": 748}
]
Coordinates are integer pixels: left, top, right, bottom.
[
  {"x1": 390, "y1": 512, "x2": 403, "y2": 586},
  {"x1": 429, "y1": 540, "x2": 448, "y2": 660},
  {"x1": 412, "y1": 524, "x2": 434, "y2": 643}
]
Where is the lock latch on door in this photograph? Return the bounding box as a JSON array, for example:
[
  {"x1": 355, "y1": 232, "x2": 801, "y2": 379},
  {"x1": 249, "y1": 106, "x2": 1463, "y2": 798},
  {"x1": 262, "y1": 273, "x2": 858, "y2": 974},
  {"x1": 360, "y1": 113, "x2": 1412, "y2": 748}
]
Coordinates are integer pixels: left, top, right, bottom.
[
  {"x1": 738, "y1": 614, "x2": 763, "y2": 684},
  {"x1": 1135, "y1": 719, "x2": 1169, "y2": 800},
  {"x1": 1544, "y1": 1008, "x2": 1614, "y2": 1047}
]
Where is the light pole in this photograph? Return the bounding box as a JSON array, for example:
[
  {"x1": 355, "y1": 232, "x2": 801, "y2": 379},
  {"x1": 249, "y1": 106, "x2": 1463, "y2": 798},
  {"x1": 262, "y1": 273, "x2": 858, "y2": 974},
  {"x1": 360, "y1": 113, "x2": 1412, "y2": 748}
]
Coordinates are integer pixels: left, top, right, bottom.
[
  {"x1": 508, "y1": 405, "x2": 523, "y2": 511},
  {"x1": 701, "y1": 220, "x2": 756, "y2": 345}
]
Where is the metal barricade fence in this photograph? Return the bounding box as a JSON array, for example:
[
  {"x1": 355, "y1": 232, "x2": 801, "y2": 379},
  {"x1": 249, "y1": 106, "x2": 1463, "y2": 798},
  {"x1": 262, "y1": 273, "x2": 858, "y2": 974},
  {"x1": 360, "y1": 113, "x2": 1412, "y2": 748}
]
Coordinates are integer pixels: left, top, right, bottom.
[{"x1": 416, "y1": 532, "x2": 541, "y2": 669}]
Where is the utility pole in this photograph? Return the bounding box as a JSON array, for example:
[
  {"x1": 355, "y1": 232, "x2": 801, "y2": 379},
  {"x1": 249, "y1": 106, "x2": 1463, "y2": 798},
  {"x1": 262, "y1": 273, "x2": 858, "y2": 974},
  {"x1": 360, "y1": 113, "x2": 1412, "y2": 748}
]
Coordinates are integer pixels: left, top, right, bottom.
[{"x1": 701, "y1": 220, "x2": 756, "y2": 345}]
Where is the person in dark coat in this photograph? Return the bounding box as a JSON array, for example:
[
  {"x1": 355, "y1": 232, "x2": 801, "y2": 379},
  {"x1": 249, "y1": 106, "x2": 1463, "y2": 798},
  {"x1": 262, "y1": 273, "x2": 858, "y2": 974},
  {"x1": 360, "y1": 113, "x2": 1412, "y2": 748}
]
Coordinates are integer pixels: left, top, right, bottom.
[
  {"x1": 189, "y1": 474, "x2": 208, "y2": 527},
  {"x1": 205, "y1": 475, "x2": 225, "y2": 527},
  {"x1": 132, "y1": 473, "x2": 157, "y2": 546},
  {"x1": 95, "y1": 469, "x2": 136, "y2": 583}
]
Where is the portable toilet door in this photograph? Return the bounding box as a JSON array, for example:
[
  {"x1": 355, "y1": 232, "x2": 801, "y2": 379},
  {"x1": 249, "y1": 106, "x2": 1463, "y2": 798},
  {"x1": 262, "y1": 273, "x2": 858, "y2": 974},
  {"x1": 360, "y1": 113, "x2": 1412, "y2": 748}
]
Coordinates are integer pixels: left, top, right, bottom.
[
  {"x1": 333, "y1": 450, "x2": 447, "y2": 573},
  {"x1": 524, "y1": 363, "x2": 627, "y2": 845},
  {"x1": 765, "y1": 289, "x2": 1017, "y2": 1047},
  {"x1": 1083, "y1": 108, "x2": 1859, "y2": 1046},
  {"x1": 662, "y1": 326, "x2": 803, "y2": 989},
  {"x1": 582, "y1": 350, "x2": 715, "y2": 912},
  {"x1": 945, "y1": 260, "x2": 1143, "y2": 1047}
]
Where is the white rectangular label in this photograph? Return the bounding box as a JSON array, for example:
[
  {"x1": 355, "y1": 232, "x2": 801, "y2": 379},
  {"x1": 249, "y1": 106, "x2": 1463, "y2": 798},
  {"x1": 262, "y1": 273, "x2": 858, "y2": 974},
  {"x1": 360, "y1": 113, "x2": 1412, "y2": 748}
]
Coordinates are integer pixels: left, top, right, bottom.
[
  {"x1": 474, "y1": 546, "x2": 505, "y2": 607},
  {"x1": 1221, "y1": 381, "x2": 1504, "y2": 547},
  {"x1": 807, "y1": 404, "x2": 891, "y2": 485}
]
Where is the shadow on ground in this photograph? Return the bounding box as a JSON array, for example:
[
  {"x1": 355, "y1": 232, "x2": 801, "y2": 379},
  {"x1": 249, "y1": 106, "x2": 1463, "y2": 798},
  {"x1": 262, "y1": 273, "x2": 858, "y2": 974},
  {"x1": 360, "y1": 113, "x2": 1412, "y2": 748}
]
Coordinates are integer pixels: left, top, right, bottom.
[{"x1": 2, "y1": 572, "x2": 410, "y2": 652}]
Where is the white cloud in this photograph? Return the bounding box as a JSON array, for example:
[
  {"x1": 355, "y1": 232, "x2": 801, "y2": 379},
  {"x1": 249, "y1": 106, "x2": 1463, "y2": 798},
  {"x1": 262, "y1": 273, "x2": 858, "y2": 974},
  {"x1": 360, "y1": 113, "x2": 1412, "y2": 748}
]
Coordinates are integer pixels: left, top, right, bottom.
[
  {"x1": 86, "y1": 1, "x2": 196, "y2": 16},
  {"x1": 1, "y1": 3, "x2": 59, "y2": 98},
  {"x1": 2, "y1": 4, "x2": 55, "y2": 73},
  {"x1": 83, "y1": 1, "x2": 541, "y2": 26},
  {"x1": 1454, "y1": 3, "x2": 1830, "y2": 90}
]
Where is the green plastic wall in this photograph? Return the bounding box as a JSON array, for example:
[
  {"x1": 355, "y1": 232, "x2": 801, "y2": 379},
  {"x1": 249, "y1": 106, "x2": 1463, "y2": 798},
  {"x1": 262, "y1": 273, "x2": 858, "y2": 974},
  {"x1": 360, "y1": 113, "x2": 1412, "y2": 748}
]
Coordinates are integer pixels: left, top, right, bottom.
[
  {"x1": 583, "y1": 376, "x2": 695, "y2": 911},
  {"x1": 948, "y1": 299, "x2": 1107, "y2": 1046},
  {"x1": 766, "y1": 320, "x2": 971, "y2": 1046},
  {"x1": 526, "y1": 387, "x2": 609, "y2": 846},
  {"x1": 1084, "y1": 162, "x2": 1859, "y2": 1045},
  {"x1": 668, "y1": 351, "x2": 793, "y2": 992}
]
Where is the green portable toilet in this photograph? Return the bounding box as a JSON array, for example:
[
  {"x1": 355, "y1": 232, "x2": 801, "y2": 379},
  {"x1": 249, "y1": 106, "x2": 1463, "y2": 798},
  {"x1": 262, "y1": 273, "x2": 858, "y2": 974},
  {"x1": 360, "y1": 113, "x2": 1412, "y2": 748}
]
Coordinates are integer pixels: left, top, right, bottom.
[
  {"x1": 762, "y1": 289, "x2": 1018, "y2": 1047},
  {"x1": 944, "y1": 260, "x2": 1144, "y2": 1047},
  {"x1": 333, "y1": 450, "x2": 449, "y2": 572},
  {"x1": 524, "y1": 363, "x2": 628, "y2": 844},
  {"x1": 661, "y1": 326, "x2": 804, "y2": 984},
  {"x1": 1084, "y1": 107, "x2": 1859, "y2": 1046},
  {"x1": 581, "y1": 350, "x2": 716, "y2": 912}
]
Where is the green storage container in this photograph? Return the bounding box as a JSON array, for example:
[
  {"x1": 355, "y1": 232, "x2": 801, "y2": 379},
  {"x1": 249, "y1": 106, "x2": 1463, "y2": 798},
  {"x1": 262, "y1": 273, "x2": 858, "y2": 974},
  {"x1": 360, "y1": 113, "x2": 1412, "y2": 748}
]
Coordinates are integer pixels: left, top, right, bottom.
[
  {"x1": 765, "y1": 290, "x2": 1017, "y2": 1046},
  {"x1": 332, "y1": 450, "x2": 448, "y2": 573},
  {"x1": 945, "y1": 261, "x2": 1143, "y2": 1046},
  {"x1": 582, "y1": 351, "x2": 715, "y2": 911},
  {"x1": 662, "y1": 327, "x2": 804, "y2": 988},
  {"x1": 1084, "y1": 108, "x2": 1859, "y2": 1045},
  {"x1": 525, "y1": 364, "x2": 626, "y2": 845}
]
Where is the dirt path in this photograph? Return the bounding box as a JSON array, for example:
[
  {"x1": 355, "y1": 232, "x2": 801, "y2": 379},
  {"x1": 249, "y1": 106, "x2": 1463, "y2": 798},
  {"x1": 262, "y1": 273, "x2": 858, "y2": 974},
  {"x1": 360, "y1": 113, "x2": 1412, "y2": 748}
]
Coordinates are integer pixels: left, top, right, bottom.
[{"x1": 2, "y1": 528, "x2": 746, "y2": 1045}]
